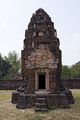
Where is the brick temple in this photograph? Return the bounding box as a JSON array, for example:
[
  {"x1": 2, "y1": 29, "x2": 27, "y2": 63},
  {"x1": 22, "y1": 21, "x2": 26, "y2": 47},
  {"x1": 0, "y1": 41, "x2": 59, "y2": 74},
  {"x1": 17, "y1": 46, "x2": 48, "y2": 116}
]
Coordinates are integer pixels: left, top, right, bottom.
[{"x1": 11, "y1": 8, "x2": 74, "y2": 112}]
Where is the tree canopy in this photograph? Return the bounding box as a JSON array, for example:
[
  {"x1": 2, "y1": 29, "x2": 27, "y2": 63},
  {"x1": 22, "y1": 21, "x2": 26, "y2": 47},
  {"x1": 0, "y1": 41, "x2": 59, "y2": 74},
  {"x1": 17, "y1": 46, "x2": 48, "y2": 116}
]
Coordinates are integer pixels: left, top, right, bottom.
[
  {"x1": 0, "y1": 51, "x2": 21, "y2": 80},
  {"x1": 62, "y1": 62, "x2": 80, "y2": 79}
]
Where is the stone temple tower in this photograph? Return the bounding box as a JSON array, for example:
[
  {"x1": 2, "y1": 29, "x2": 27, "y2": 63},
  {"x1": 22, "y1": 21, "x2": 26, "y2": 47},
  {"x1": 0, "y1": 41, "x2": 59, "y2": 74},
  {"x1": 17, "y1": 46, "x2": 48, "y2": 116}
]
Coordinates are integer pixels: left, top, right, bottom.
[{"x1": 12, "y1": 8, "x2": 74, "y2": 112}]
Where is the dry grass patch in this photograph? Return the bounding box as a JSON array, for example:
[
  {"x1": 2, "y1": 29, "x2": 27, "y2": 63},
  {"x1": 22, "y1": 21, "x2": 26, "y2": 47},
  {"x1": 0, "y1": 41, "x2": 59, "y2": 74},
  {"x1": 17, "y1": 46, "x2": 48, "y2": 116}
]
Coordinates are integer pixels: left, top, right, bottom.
[{"x1": 0, "y1": 90, "x2": 80, "y2": 120}]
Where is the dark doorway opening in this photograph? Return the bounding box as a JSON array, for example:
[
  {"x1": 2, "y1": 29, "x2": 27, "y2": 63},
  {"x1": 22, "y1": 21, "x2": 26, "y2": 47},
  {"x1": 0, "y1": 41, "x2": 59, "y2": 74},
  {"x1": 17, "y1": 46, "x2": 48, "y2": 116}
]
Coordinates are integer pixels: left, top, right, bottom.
[{"x1": 38, "y1": 74, "x2": 45, "y2": 89}]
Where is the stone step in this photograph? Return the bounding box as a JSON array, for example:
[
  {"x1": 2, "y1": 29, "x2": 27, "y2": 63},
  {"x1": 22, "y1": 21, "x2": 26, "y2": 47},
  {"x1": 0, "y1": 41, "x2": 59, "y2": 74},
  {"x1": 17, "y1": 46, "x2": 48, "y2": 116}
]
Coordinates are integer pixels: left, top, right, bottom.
[
  {"x1": 35, "y1": 103, "x2": 47, "y2": 108},
  {"x1": 35, "y1": 107, "x2": 48, "y2": 112},
  {"x1": 36, "y1": 97, "x2": 46, "y2": 103},
  {"x1": 35, "y1": 97, "x2": 48, "y2": 112}
]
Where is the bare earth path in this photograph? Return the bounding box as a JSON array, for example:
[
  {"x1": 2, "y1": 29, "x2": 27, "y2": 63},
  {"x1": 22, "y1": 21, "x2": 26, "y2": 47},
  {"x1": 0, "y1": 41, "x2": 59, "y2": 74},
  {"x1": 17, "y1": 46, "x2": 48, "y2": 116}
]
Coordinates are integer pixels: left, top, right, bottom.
[{"x1": 0, "y1": 90, "x2": 80, "y2": 120}]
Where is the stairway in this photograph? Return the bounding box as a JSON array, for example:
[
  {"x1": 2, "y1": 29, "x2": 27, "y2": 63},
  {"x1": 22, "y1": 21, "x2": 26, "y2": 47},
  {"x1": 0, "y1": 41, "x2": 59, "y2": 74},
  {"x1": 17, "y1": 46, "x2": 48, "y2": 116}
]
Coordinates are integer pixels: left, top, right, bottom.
[{"x1": 35, "y1": 97, "x2": 48, "y2": 112}]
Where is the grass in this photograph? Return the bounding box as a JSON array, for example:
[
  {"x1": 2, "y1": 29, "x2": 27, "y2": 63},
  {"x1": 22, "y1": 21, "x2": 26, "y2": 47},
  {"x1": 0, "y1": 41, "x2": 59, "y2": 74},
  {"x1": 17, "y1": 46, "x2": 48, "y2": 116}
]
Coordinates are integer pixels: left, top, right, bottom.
[
  {"x1": 0, "y1": 90, "x2": 11, "y2": 101},
  {"x1": 0, "y1": 90, "x2": 80, "y2": 120}
]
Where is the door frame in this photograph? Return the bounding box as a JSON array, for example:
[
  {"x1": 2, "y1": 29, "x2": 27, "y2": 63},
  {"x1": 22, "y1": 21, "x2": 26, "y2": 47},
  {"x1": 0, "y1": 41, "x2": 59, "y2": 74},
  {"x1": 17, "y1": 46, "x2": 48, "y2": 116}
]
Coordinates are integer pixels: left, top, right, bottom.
[{"x1": 35, "y1": 69, "x2": 49, "y2": 91}]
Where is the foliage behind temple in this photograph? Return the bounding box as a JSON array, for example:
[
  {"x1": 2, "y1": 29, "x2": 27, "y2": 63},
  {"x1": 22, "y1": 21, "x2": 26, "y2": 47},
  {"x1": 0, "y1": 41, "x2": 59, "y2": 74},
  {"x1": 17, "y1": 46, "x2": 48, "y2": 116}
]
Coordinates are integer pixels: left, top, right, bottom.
[{"x1": 0, "y1": 51, "x2": 21, "y2": 80}]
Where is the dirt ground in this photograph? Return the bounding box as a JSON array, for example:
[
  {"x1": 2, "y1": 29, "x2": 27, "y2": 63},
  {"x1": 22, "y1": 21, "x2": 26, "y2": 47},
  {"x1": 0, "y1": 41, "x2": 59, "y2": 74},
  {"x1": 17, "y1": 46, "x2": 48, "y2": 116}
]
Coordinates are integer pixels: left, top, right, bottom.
[{"x1": 0, "y1": 90, "x2": 80, "y2": 120}]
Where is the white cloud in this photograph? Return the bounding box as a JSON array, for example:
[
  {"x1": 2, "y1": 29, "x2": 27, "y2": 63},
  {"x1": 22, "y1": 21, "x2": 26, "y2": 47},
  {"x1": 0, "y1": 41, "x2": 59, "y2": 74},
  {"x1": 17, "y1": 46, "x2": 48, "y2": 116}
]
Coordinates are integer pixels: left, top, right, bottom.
[
  {"x1": 61, "y1": 33, "x2": 80, "y2": 65},
  {"x1": 0, "y1": 20, "x2": 7, "y2": 31}
]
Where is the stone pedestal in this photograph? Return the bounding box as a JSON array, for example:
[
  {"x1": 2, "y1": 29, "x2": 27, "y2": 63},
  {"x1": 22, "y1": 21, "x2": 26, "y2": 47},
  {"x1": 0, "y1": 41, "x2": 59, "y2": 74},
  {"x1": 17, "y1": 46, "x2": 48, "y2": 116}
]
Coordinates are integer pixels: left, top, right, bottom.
[
  {"x1": 16, "y1": 93, "x2": 27, "y2": 109},
  {"x1": 11, "y1": 91, "x2": 20, "y2": 104},
  {"x1": 64, "y1": 89, "x2": 75, "y2": 104},
  {"x1": 19, "y1": 90, "x2": 74, "y2": 110},
  {"x1": 56, "y1": 93, "x2": 70, "y2": 108}
]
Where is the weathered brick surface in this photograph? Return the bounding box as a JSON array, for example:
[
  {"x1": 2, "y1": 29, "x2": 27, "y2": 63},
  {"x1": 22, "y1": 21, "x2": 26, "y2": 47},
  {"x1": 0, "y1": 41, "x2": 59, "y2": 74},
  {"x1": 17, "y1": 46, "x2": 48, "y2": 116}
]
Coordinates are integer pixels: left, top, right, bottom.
[{"x1": 21, "y1": 8, "x2": 62, "y2": 94}]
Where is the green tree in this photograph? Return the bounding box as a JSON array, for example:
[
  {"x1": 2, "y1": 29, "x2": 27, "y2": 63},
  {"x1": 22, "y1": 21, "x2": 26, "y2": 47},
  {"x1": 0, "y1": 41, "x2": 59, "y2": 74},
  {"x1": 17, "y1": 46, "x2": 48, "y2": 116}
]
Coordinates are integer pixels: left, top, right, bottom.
[
  {"x1": 61, "y1": 65, "x2": 71, "y2": 79},
  {"x1": 71, "y1": 62, "x2": 80, "y2": 78},
  {"x1": 0, "y1": 54, "x2": 11, "y2": 80},
  {"x1": 5, "y1": 51, "x2": 21, "y2": 78}
]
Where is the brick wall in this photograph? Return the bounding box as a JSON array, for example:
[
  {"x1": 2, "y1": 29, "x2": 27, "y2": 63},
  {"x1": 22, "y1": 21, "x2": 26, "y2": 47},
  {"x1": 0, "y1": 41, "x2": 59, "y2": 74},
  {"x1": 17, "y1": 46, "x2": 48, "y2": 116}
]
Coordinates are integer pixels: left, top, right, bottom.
[
  {"x1": 0, "y1": 79, "x2": 25, "y2": 90},
  {"x1": 0, "y1": 78, "x2": 80, "y2": 90},
  {"x1": 62, "y1": 78, "x2": 80, "y2": 89}
]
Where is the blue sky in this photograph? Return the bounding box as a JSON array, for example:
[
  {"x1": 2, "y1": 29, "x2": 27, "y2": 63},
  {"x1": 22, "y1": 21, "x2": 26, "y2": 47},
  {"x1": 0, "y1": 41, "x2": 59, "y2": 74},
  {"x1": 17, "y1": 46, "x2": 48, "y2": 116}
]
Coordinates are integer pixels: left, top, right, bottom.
[{"x1": 0, "y1": 0, "x2": 80, "y2": 65}]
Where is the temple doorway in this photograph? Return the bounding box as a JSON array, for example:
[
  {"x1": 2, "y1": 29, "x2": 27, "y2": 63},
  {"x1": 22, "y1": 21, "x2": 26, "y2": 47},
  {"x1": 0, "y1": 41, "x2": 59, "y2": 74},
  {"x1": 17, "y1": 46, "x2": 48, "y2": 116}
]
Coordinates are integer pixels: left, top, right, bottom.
[{"x1": 38, "y1": 74, "x2": 46, "y2": 89}]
